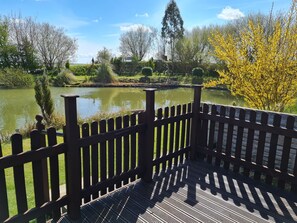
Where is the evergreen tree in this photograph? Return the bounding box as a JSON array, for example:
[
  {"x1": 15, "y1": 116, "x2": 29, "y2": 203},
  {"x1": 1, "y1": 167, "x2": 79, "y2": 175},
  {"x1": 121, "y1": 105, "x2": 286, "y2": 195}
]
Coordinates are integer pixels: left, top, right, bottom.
[
  {"x1": 34, "y1": 74, "x2": 54, "y2": 124},
  {"x1": 161, "y1": 0, "x2": 184, "y2": 72}
]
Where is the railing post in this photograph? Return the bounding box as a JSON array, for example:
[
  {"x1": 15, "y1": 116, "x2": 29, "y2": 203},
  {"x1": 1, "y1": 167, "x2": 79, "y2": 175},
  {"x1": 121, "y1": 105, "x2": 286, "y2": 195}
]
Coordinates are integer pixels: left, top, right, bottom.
[
  {"x1": 142, "y1": 88, "x2": 156, "y2": 182},
  {"x1": 190, "y1": 85, "x2": 203, "y2": 160},
  {"x1": 61, "y1": 95, "x2": 81, "y2": 221},
  {"x1": 35, "y1": 114, "x2": 50, "y2": 203}
]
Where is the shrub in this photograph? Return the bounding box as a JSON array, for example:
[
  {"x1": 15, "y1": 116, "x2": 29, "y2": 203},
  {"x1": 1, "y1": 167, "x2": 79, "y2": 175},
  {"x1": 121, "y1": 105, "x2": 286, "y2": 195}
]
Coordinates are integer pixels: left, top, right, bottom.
[
  {"x1": 53, "y1": 69, "x2": 77, "y2": 87},
  {"x1": 192, "y1": 67, "x2": 204, "y2": 77},
  {"x1": 0, "y1": 68, "x2": 34, "y2": 88},
  {"x1": 65, "y1": 60, "x2": 70, "y2": 69},
  {"x1": 70, "y1": 64, "x2": 99, "y2": 76},
  {"x1": 92, "y1": 63, "x2": 117, "y2": 83},
  {"x1": 141, "y1": 67, "x2": 153, "y2": 76}
]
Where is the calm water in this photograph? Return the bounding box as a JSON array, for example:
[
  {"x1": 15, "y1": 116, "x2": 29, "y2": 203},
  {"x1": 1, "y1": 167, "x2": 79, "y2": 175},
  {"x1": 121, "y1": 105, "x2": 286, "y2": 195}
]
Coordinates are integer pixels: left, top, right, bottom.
[{"x1": 0, "y1": 87, "x2": 242, "y2": 134}]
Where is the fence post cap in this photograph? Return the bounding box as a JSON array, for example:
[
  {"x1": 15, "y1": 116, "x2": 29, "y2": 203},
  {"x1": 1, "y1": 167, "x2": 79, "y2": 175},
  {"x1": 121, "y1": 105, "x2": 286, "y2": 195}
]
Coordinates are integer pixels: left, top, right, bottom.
[
  {"x1": 35, "y1": 114, "x2": 43, "y2": 122},
  {"x1": 61, "y1": 94, "x2": 80, "y2": 98},
  {"x1": 192, "y1": 85, "x2": 203, "y2": 88},
  {"x1": 143, "y1": 88, "x2": 157, "y2": 92}
]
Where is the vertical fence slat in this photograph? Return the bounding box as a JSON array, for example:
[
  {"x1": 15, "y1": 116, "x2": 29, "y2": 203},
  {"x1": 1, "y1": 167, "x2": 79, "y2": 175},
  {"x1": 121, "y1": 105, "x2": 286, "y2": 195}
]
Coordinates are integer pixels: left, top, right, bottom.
[
  {"x1": 174, "y1": 105, "x2": 181, "y2": 166},
  {"x1": 123, "y1": 115, "x2": 130, "y2": 185},
  {"x1": 292, "y1": 146, "x2": 297, "y2": 193},
  {"x1": 138, "y1": 113, "x2": 145, "y2": 177},
  {"x1": 254, "y1": 112, "x2": 268, "y2": 180},
  {"x1": 91, "y1": 121, "x2": 99, "y2": 199},
  {"x1": 215, "y1": 106, "x2": 226, "y2": 166},
  {"x1": 47, "y1": 127, "x2": 61, "y2": 221},
  {"x1": 130, "y1": 113, "x2": 137, "y2": 181},
  {"x1": 100, "y1": 120, "x2": 107, "y2": 195},
  {"x1": 265, "y1": 114, "x2": 281, "y2": 185},
  {"x1": 207, "y1": 105, "x2": 217, "y2": 164},
  {"x1": 185, "y1": 103, "x2": 192, "y2": 159},
  {"x1": 278, "y1": 116, "x2": 294, "y2": 189},
  {"x1": 180, "y1": 104, "x2": 187, "y2": 164},
  {"x1": 162, "y1": 107, "x2": 169, "y2": 171},
  {"x1": 115, "y1": 117, "x2": 122, "y2": 188},
  {"x1": 224, "y1": 107, "x2": 235, "y2": 170},
  {"x1": 233, "y1": 109, "x2": 246, "y2": 173},
  {"x1": 31, "y1": 130, "x2": 46, "y2": 223},
  {"x1": 107, "y1": 118, "x2": 114, "y2": 192},
  {"x1": 155, "y1": 108, "x2": 163, "y2": 174},
  {"x1": 0, "y1": 142, "x2": 9, "y2": 222},
  {"x1": 82, "y1": 123, "x2": 91, "y2": 203},
  {"x1": 243, "y1": 110, "x2": 256, "y2": 177},
  {"x1": 200, "y1": 104, "x2": 209, "y2": 161},
  {"x1": 36, "y1": 118, "x2": 50, "y2": 204},
  {"x1": 168, "y1": 106, "x2": 175, "y2": 168},
  {"x1": 11, "y1": 133, "x2": 28, "y2": 216}
]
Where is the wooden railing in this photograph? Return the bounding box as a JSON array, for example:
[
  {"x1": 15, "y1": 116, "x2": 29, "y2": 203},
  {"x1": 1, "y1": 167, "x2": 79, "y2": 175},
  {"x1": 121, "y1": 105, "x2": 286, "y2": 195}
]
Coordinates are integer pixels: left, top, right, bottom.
[
  {"x1": 1, "y1": 85, "x2": 297, "y2": 223},
  {"x1": 197, "y1": 103, "x2": 297, "y2": 193}
]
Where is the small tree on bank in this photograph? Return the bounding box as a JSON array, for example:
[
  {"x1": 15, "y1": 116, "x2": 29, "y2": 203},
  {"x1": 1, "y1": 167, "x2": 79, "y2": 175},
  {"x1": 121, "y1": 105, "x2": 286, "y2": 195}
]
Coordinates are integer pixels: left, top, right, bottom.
[
  {"x1": 208, "y1": 1, "x2": 297, "y2": 112},
  {"x1": 34, "y1": 74, "x2": 54, "y2": 124}
]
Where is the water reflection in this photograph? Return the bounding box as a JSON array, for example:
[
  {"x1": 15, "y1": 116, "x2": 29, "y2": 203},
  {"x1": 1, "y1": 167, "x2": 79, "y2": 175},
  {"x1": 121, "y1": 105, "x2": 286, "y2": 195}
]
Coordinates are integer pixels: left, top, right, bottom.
[{"x1": 0, "y1": 87, "x2": 241, "y2": 133}]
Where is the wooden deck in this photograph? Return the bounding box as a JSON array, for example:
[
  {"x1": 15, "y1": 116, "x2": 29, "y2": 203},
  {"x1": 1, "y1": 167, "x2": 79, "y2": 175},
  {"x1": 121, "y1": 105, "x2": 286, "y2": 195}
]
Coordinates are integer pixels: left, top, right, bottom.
[{"x1": 58, "y1": 160, "x2": 297, "y2": 223}]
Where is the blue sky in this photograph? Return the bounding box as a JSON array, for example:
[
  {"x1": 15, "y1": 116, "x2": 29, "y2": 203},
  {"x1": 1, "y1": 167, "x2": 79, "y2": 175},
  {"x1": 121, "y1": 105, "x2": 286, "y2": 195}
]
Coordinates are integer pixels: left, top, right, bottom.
[{"x1": 0, "y1": 0, "x2": 292, "y2": 63}]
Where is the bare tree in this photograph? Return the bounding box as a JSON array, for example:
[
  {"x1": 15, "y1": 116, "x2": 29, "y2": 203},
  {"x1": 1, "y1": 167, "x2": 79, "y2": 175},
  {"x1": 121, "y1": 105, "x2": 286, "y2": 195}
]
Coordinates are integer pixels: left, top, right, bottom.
[
  {"x1": 35, "y1": 23, "x2": 77, "y2": 70},
  {"x1": 119, "y1": 26, "x2": 156, "y2": 60}
]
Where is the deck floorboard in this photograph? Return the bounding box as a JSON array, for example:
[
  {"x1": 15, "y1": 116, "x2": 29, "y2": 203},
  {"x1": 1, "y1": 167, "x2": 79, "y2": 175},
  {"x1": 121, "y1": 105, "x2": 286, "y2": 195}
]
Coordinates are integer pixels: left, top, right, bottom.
[{"x1": 58, "y1": 160, "x2": 297, "y2": 223}]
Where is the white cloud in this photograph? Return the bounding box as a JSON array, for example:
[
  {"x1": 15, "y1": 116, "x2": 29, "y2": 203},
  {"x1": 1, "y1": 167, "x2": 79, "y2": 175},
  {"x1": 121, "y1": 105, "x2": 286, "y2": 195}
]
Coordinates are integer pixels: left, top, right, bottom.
[
  {"x1": 217, "y1": 6, "x2": 244, "y2": 20},
  {"x1": 118, "y1": 23, "x2": 152, "y2": 32},
  {"x1": 135, "y1": 13, "x2": 149, "y2": 18}
]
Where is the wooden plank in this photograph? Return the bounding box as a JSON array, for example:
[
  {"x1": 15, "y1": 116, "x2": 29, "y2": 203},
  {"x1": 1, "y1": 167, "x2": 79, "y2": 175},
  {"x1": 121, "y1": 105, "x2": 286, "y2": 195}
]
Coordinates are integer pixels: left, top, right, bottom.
[
  {"x1": 47, "y1": 127, "x2": 61, "y2": 221},
  {"x1": 107, "y1": 117, "x2": 114, "y2": 192},
  {"x1": 168, "y1": 106, "x2": 176, "y2": 168},
  {"x1": 0, "y1": 142, "x2": 9, "y2": 222},
  {"x1": 265, "y1": 114, "x2": 281, "y2": 185},
  {"x1": 155, "y1": 108, "x2": 163, "y2": 173},
  {"x1": 11, "y1": 133, "x2": 28, "y2": 216},
  {"x1": 123, "y1": 115, "x2": 130, "y2": 185},
  {"x1": 180, "y1": 104, "x2": 187, "y2": 164},
  {"x1": 207, "y1": 105, "x2": 217, "y2": 164},
  {"x1": 200, "y1": 104, "x2": 209, "y2": 161},
  {"x1": 115, "y1": 117, "x2": 122, "y2": 189},
  {"x1": 254, "y1": 112, "x2": 268, "y2": 180},
  {"x1": 185, "y1": 103, "x2": 192, "y2": 160},
  {"x1": 137, "y1": 113, "x2": 145, "y2": 177},
  {"x1": 91, "y1": 121, "x2": 99, "y2": 199},
  {"x1": 224, "y1": 107, "x2": 235, "y2": 170},
  {"x1": 292, "y1": 145, "x2": 297, "y2": 192},
  {"x1": 162, "y1": 107, "x2": 169, "y2": 171},
  {"x1": 174, "y1": 105, "x2": 181, "y2": 166},
  {"x1": 130, "y1": 114, "x2": 137, "y2": 182},
  {"x1": 215, "y1": 106, "x2": 226, "y2": 166},
  {"x1": 100, "y1": 120, "x2": 107, "y2": 195},
  {"x1": 82, "y1": 123, "x2": 91, "y2": 203},
  {"x1": 278, "y1": 116, "x2": 294, "y2": 189},
  {"x1": 243, "y1": 110, "x2": 256, "y2": 177},
  {"x1": 30, "y1": 130, "x2": 46, "y2": 223},
  {"x1": 233, "y1": 109, "x2": 246, "y2": 173}
]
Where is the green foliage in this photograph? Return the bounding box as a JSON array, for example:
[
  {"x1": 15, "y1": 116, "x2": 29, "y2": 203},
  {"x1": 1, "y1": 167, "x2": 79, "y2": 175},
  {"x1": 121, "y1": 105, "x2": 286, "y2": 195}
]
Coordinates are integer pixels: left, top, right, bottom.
[
  {"x1": 65, "y1": 60, "x2": 70, "y2": 69},
  {"x1": 92, "y1": 63, "x2": 117, "y2": 83},
  {"x1": 96, "y1": 47, "x2": 112, "y2": 63},
  {"x1": 145, "y1": 58, "x2": 155, "y2": 70},
  {"x1": 70, "y1": 64, "x2": 99, "y2": 76},
  {"x1": 0, "y1": 68, "x2": 34, "y2": 88},
  {"x1": 34, "y1": 75, "x2": 54, "y2": 124},
  {"x1": 192, "y1": 67, "x2": 204, "y2": 77},
  {"x1": 141, "y1": 67, "x2": 153, "y2": 76},
  {"x1": 53, "y1": 69, "x2": 77, "y2": 86},
  {"x1": 111, "y1": 56, "x2": 123, "y2": 74}
]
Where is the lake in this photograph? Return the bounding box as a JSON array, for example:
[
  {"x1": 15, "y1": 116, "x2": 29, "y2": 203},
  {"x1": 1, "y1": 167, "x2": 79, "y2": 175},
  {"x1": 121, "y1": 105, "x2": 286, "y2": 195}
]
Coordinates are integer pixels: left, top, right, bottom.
[{"x1": 0, "y1": 87, "x2": 242, "y2": 134}]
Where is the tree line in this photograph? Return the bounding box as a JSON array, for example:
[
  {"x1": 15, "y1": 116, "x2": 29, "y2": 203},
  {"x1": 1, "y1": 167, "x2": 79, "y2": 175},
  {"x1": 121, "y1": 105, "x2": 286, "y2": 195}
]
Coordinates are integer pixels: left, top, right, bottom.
[{"x1": 0, "y1": 14, "x2": 77, "y2": 71}]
